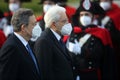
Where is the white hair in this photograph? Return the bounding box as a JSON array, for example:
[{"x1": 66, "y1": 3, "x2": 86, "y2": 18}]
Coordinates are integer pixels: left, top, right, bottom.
[{"x1": 44, "y1": 5, "x2": 66, "y2": 28}]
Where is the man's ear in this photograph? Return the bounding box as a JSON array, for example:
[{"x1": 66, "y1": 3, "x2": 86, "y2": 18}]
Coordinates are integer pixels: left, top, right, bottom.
[
  {"x1": 21, "y1": 24, "x2": 26, "y2": 32},
  {"x1": 52, "y1": 22, "x2": 56, "y2": 27}
]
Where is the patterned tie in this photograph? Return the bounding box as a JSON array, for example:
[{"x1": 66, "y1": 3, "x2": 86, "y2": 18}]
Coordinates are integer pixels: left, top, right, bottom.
[{"x1": 26, "y1": 44, "x2": 39, "y2": 74}]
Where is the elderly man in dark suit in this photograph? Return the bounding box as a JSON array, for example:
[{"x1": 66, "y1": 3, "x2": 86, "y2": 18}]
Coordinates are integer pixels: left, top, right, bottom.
[
  {"x1": 0, "y1": 8, "x2": 41, "y2": 80},
  {"x1": 34, "y1": 5, "x2": 74, "y2": 80}
]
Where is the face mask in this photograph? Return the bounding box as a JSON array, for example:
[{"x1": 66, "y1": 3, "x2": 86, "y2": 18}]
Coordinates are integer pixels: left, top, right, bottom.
[
  {"x1": 80, "y1": 16, "x2": 92, "y2": 26},
  {"x1": 30, "y1": 23, "x2": 42, "y2": 41},
  {"x1": 61, "y1": 23, "x2": 72, "y2": 35},
  {"x1": 100, "y1": 2, "x2": 111, "y2": 11},
  {"x1": 43, "y1": 4, "x2": 53, "y2": 13},
  {"x1": 92, "y1": 19, "x2": 98, "y2": 25},
  {"x1": 9, "y1": 3, "x2": 20, "y2": 12}
]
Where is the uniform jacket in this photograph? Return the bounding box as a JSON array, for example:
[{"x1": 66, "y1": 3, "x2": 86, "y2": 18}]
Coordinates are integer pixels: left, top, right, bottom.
[
  {"x1": 65, "y1": 25, "x2": 117, "y2": 80},
  {"x1": 36, "y1": 15, "x2": 45, "y2": 31},
  {"x1": 106, "y1": 3, "x2": 120, "y2": 31},
  {"x1": 0, "y1": 34, "x2": 41, "y2": 80},
  {"x1": 65, "y1": 5, "x2": 76, "y2": 22},
  {"x1": 4, "y1": 11, "x2": 13, "y2": 25},
  {"x1": 0, "y1": 30, "x2": 6, "y2": 48},
  {"x1": 34, "y1": 28, "x2": 74, "y2": 80}
]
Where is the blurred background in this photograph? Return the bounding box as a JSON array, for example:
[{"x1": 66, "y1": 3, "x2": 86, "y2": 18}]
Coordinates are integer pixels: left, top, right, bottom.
[
  {"x1": 0, "y1": 0, "x2": 79, "y2": 17},
  {"x1": 0, "y1": 0, "x2": 119, "y2": 17}
]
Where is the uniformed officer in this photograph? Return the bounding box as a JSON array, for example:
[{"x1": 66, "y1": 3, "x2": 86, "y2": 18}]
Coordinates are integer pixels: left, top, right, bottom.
[
  {"x1": 3, "y1": 0, "x2": 31, "y2": 37},
  {"x1": 64, "y1": 0, "x2": 117, "y2": 80},
  {"x1": 0, "y1": 29, "x2": 6, "y2": 49},
  {"x1": 96, "y1": 0, "x2": 120, "y2": 79},
  {"x1": 98, "y1": 0, "x2": 120, "y2": 45},
  {"x1": 0, "y1": 10, "x2": 7, "y2": 30},
  {"x1": 56, "y1": 0, "x2": 76, "y2": 23},
  {"x1": 0, "y1": 10, "x2": 7, "y2": 49},
  {"x1": 36, "y1": 0, "x2": 57, "y2": 31}
]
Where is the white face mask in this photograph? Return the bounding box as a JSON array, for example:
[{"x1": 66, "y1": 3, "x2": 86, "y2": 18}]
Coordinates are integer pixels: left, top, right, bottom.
[
  {"x1": 80, "y1": 16, "x2": 92, "y2": 26},
  {"x1": 61, "y1": 23, "x2": 72, "y2": 35},
  {"x1": 43, "y1": 4, "x2": 53, "y2": 13},
  {"x1": 92, "y1": 19, "x2": 98, "y2": 25},
  {"x1": 31, "y1": 23, "x2": 42, "y2": 41},
  {"x1": 100, "y1": 2, "x2": 111, "y2": 11},
  {"x1": 9, "y1": 3, "x2": 20, "y2": 12}
]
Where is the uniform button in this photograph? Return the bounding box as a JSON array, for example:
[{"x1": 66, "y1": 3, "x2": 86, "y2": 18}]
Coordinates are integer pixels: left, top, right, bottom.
[
  {"x1": 88, "y1": 66, "x2": 92, "y2": 69},
  {"x1": 70, "y1": 38, "x2": 74, "y2": 41},
  {"x1": 74, "y1": 35, "x2": 77, "y2": 37},
  {"x1": 91, "y1": 38, "x2": 94, "y2": 41},
  {"x1": 90, "y1": 42, "x2": 94, "y2": 45},
  {"x1": 73, "y1": 66, "x2": 75, "y2": 70},
  {"x1": 88, "y1": 61, "x2": 92, "y2": 64}
]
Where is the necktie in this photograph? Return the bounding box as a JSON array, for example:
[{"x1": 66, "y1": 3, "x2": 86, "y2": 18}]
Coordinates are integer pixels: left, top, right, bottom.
[
  {"x1": 59, "y1": 39, "x2": 66, "y2": 52},
  {"x1": 26, "y1": 44, "x2": 39, "y2": 74},
  {"x1": 59, "y1": 39, "x2": 70, "y2": 59}
]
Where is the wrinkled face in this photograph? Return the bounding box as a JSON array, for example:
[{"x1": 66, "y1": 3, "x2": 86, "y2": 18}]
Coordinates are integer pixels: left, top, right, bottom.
[
  {"x1": 54, "y1": 12, "x2": 68, "y2": 34},
  {"x1": 23, "y1": 15, "x2": 37, "y2": 41}
]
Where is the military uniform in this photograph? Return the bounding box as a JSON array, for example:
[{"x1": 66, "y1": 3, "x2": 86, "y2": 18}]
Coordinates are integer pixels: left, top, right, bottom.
[
  {"x1": 4, "y1": 11, "x2": 13, "y2": 25},
  {"x1": 36, "y1": 15, "x2": 45, "y2": 31},
  {"x1": 96, "y1": 3, "x2": 120, "y2": 80},
  {"x1": 0, "y1": 30, "x2": 6, "y2": 49},
  {"x1": 65, "y1": 25, "x2": 117, "y2": 80},
  {"x1": 4, "y1": 0, "x2": 31, "y2": 25},
  {"x1": 64, "y1": 0, "x2": 117, "y2": 80},
  {"x1": 37, "y1": 0, "x2": 58, "y2": 31},
  {"x1": 97, "y1": 16, "x2": 120, "y2": 50}
]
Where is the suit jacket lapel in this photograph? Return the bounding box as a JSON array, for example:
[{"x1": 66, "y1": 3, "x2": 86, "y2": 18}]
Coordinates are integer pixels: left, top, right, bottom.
[
  {"x1": 45, "y1": 29, "x2": 71, "y2": 61},
  {"x1": 12, "y1": 34, "x2": 40, "y2": 77}
]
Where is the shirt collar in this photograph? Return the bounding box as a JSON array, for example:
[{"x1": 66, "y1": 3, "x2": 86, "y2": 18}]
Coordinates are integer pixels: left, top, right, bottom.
[
  {"x1": 50, "y1": 28, "x2": 61, "y2": 41},
  {"x1": 14, "y1": 32, "x2": 28, "y2": 47}
]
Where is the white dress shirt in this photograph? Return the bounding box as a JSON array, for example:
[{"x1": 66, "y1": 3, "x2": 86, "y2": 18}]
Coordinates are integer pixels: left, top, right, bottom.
[{"x1": 14, "y1": 32, "x2": 28, "y2": 50}]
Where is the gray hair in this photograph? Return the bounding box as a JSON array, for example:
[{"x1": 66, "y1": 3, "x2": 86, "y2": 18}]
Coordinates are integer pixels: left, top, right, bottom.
[
  {"x1": 44, "y1": 5, "x2": 66, "y2": 28},
  {"x1": 11, "y1": 8, "x2": 34, "y2": 32}
]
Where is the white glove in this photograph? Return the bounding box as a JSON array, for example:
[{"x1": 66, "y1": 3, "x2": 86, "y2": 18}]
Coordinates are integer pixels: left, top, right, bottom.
[
  {"x1": 68, "y1": 39, "x2": 81, "y2": 55},
  {"x1": 76, "y1": 75, "x2": 80, "y2": 80}
]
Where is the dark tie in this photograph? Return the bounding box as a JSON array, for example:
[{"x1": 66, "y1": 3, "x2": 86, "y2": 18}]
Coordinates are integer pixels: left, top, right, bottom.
[
  {"x1": 26, "y1": 44, "x2": 39, "y2": 74},
  {"x1": 59, "y1": 39, "x2": 66, "y2": 52},
  {"x1": 59, "y1": 39, "x2": 71, "y2": 60}
]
